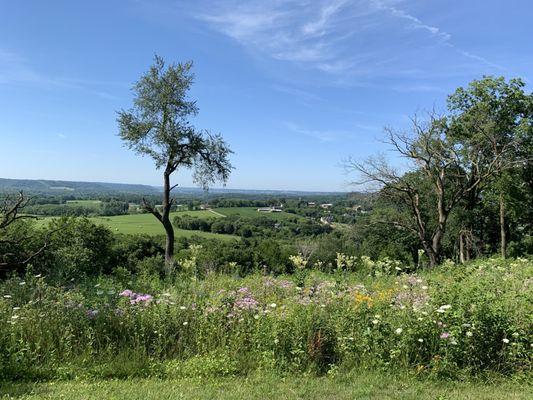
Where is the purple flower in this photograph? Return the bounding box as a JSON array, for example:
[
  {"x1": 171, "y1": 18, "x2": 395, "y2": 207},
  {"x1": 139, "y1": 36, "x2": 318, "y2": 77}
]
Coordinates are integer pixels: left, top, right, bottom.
[
  {"x1": 119, "y1": 289, "x2": 134, "y2": 298},
  {"x1": 440, "y1": 332, "x2": 450, "y2": 339},
  {"x1": 278, "y1": 280, "x2": 294, "y2": 289},
  {"x1": 234, "y1": 295, "x2": 259, "y2": 310},
  {"x1": 86, "y1": 309, "x2": 99, "y2": 319}
]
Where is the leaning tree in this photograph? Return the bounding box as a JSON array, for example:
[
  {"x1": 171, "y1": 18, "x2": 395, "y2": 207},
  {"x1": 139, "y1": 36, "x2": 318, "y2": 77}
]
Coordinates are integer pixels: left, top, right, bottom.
[
  {"x1": 346, "y1": 110, "x2": 518, "y2": 268},
  {"x1": 118, "y1": 56, "x2": 232, "y2": 268}
]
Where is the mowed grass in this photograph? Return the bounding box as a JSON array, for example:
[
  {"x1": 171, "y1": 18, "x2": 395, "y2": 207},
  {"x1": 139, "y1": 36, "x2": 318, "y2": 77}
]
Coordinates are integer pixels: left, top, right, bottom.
[
  {"x1": 213, "y1": 207, "x2": 302, "y2": 220},
  {"x1": 36, "y1": 211, "x2": 238, "y2": 241},
  {"x1": 2, "y1": 373, "x2": 530, "y2": 400}
]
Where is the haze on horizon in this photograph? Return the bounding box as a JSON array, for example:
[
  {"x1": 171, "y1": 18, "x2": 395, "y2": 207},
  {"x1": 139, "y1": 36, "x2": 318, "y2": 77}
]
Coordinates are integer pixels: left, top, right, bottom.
[{"x1": 1, "y1": 1, "x2": 532, "y2": 191}]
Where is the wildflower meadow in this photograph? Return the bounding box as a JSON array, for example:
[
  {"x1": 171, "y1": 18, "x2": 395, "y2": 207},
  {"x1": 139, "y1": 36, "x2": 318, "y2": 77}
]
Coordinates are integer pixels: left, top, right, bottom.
[{"x1": 1, "y1": 256, "x2": 531, "y2": 384}]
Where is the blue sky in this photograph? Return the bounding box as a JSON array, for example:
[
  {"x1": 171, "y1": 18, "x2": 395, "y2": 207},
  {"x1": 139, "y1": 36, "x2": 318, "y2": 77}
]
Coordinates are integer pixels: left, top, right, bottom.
[{"x1": 0, "y1": 0, "x2": 531, "y2": 191}]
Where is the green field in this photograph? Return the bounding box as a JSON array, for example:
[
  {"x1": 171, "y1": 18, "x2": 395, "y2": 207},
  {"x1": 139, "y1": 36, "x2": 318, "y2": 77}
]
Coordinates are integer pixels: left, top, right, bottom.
[
  {"x1": 2, "y1": 373, "x2": 530, "y2": 400},
  {"x1": 65, "y1": 200, "x2": 102, "y2": 206},
  {"x1": 213, "y1": 207, "x2": 301, "y2": 220},
  {"x1": 34, "y1": 206, "x2": 301, "y2": 239},
  {"x1": 36, "y1": 210, "x2": 238, "y2": 241}
]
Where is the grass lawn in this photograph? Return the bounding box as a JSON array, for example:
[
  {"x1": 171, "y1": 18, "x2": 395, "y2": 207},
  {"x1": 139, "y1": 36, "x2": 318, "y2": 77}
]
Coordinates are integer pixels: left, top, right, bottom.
[
  {"x1": 1, "y1": 373, "x2": 530, "y2": 399},
  {"x1": 214, "y1": 207, "x2": 302, "y2": 221},
  {"x1": 35, "y1": 211, "x2": 238, "y2": 241}
]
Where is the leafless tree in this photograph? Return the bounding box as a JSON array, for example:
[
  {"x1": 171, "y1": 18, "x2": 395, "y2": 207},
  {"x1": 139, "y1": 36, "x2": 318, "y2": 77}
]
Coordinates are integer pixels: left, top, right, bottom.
[
  {"x1": 345, "y1": 112, "x2": 517, "y2": 267},
  {"x1": 0, "y1": 191, "x2": 49, "y2": 271}
]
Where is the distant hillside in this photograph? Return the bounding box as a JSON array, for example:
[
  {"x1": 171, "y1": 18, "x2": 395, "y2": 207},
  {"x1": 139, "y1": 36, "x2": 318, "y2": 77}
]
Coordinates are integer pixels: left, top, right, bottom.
[
  {"x1": 0, "y1": 178, "x2": 348, "y2": 197},
  {"x1": 0, "y1": 178, "x2": 160, "y2": 195}
]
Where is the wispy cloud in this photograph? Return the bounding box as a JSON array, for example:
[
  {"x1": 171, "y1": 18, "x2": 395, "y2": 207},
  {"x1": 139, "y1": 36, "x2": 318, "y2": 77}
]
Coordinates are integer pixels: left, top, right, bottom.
[
  {"x1": 0, "y1": 49, "x2": 121, "y2": 99},
  {"x1": 285, "y1": 121, "x2": 359, "y2": 142},
  {"x1": 191, "y1": 0, "x2": 504, "y2": 83}
]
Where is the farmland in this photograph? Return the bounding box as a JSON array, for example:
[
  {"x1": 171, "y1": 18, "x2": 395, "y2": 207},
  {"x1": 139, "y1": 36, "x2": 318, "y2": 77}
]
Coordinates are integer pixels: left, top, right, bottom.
[
  {"x1": 35, "y1": 210, "x2": 239, "y2": 241},
  {"x1": 34, "y1": 207, "x2": 305, "y2": 238},
  {"x1": 213, "y1": 207, "x2": 302, "y2": 220}
]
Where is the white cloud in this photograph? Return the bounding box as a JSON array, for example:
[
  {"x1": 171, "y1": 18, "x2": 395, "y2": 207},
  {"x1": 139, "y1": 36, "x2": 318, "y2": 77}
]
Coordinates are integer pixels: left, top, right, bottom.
[
  {"x1": 0, "y1": 49, "x2": 120, "y2": 99},
  {"x1": 192, "y1": 0, "x2": 504, "y2": 81},
  {"x1": 284, "y1": 121, "x2": 354, "y2": 142}
]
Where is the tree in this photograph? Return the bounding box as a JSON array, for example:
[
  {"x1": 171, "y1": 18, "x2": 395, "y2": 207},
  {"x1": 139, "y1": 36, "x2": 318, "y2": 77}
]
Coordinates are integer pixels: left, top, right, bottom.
[
  {"x1": 346, "y1": 110, "x2": 515, "y2": 268},
  {"x1": 118, "y1": 56, "x2": 232, "y2": 268},
  {"x1": 447, "y1": 76, "x2": 533, "y2": 258},
  {"x1": 0, "y1": 191, "x2": 48, "y2": 271}
]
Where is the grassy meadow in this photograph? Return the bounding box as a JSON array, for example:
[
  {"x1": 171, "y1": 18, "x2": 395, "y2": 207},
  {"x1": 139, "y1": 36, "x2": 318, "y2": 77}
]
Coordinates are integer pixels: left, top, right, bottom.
[
  {"x1": 1, "y1": 257, "x2": 531, "y2": 388},
  {"x1": 2, "y1": 372, "x2": 531, "y2": 399},
  {"x1": 33, "y1": 206, "x2": 304, "y2": 238},
  {"x1": 34, "y1": 210, "x2": 240, "y2": 240}
]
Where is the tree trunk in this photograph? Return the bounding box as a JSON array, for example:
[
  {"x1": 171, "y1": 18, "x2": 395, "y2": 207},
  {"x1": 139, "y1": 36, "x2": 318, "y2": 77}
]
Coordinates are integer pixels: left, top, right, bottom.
[
  {"x1": 459, "y1": 232, "x2": 466, "y2": 264},
  {"x1": 162, "y1": 171, "x2": 175, "y2": 266},
  {"x1": 499, "y1": 192, "x2": 507, "y2": 259}
]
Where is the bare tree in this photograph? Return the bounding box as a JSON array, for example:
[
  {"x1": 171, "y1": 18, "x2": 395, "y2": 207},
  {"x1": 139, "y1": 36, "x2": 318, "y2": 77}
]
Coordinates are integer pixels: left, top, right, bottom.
[
  {"x1": 346, "y1": 112, "x2": 517, "y2": 267},
  {"x1": 0, "y1": 191, "x2": 48, "y2": 270}
]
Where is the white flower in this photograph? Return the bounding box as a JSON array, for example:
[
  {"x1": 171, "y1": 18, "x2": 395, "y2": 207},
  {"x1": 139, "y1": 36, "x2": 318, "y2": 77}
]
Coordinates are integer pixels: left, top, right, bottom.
[
  {"x1": 421, "y1": 286, "x2": 428, "y2": 290},
  {"x1": 254, "y1": 314, "x2": 259, "y2": 320},
  {"x1": 182, "y1": 321, "x2": 188, "y2": 326},
  {"x1": 11, "y1": 315, "x2": 19, "y2": 320},
  {"x1": 418, "y1": 338, "x2": 424, "y2": 343},
  {"x1": 502, "y1": 338, "x2": 509, "y2": 344},
  {"x1": 19, "y1": 281, "x2": 26, "y2": 286},
  {"x1": 3, "y1": 295, "x2": 12, "y2": 299},
  {"x1": 274, "y1": 338, "x2": 279, "y2": 344},
  {"x1": 270, "y1": 303, "x2": 277, "y2": 308},
  {"x1": 466, "y1": 331, "x2": 473, "y2": 337},
  {"x1": 179, "y1": 306, "x2": 187, "y2": 310},
  {"x1": 12, "y1": 307, "x2": 20, "y2": 311},
  {"x1": 436, "y1": 304, "x2": 451, "y2": 313},
  {"x1": 395, "y1": 328, "x2": 403, "y2": 335},
  {"x1": 372, "y1": 319, "x2": 379, "y2": 325}
]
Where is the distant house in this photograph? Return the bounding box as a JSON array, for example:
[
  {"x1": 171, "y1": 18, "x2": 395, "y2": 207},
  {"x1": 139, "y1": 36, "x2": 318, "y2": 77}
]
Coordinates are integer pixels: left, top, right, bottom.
[
  {"x1": 320, "y1": 203, "x2": 333, "y2": 209},
  {"x1": 307, "y1": 202, "x2": 316, "y2": 207},
  {"x1": 257, "y1": 207, "x2": 283, "y2": 213}
]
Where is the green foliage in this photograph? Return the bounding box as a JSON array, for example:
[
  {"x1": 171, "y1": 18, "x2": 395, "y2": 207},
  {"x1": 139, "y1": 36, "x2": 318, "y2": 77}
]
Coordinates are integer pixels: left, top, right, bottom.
[{"x1": 1, "y1": 257, "x2": 531, "y2": 382}]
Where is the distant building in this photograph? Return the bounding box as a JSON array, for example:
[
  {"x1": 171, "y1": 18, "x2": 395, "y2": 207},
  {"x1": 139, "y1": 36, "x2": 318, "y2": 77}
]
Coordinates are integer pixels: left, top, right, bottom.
[
  {"x1": 307, "y1": 202, "x2": 316, "y2": 207},
  {"x1": 257, "y1": 207, "x2": 282, "y2": 213},
  {"x1": 320, "y1": 203, "x2": 333, "y2": 209}
]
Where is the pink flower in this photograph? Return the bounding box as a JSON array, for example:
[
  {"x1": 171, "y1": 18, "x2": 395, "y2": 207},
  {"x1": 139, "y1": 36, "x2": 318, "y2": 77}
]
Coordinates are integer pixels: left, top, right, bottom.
[{"x1": 440, "y1": 332, "x2": 450, "y2": 339}]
